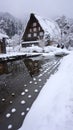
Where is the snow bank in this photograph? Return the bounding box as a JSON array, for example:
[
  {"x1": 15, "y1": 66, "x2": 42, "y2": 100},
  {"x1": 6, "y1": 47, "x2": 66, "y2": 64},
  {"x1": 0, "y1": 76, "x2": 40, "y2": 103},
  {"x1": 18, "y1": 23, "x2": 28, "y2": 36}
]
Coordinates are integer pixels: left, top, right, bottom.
[
  {"x1": 20, "y1": 46, "x2": 43, "y2": 53},
  {"x1": 43, "y1": 46, "x2": 58, "y2": 53},
  {"x1": 20, "y1": 45, "x2": 69, "y2": 57},
  {"x1": 43, "y1": 46, "x2": 69, "y2": 57},
  {"x1": 0, "y1": 46, "x2": 69, "y2": 59},
  {"x1": 54, "y1": 49, "x2": 69, "y2": 56},
  {"x1": 19, "y1": 52, "x2": 73, "y2": 130},
  {"x1": 0, "y1": 52, "x2": 26, "y2": 59},
  {"x1": 6, "y1": 45, "x2": 21, "y2": 53}
]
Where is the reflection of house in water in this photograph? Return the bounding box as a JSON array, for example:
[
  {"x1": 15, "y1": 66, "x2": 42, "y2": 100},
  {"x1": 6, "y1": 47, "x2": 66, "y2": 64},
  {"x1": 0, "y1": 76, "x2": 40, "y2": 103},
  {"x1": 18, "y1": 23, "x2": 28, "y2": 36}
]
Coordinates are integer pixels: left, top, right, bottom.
[
  {"x1": 0, "y1": 60, "x2": 25, "y2": 75},
  {"x1": 0, "y1": 33, "x2": 8, "y2": 53},
  {"x1": 0, "y1": 58, "x2": 41, "y2": 76},
  {"x1": 0, "y1": 62, "x2": 8, "y2": 74},
  {"x1": 24, "y1": 58, "x2": 41, "y2": 76},
  {"x1": 0, "y1": 58, "x2": 41, "y2": 117}
]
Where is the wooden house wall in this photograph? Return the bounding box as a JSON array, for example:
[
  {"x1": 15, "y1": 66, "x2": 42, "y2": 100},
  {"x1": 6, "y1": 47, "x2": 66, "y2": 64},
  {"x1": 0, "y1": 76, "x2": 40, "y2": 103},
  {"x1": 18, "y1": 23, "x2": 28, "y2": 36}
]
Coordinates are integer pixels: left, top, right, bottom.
[
  {"x1": 22, "y1": 14, "x2": 44, "y2": 42},
  {"x1": 22, "y1": 42, "x2": 39, "y2": 47},
  {"x1": 0, "y1": 40, "x2": 6, "y2": 53}
]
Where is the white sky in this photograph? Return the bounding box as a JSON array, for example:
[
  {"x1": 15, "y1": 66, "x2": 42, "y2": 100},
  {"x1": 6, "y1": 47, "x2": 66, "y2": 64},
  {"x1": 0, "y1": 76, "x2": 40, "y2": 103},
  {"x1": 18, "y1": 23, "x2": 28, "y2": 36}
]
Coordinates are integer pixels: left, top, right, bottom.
[{"x1": 0, "y1": 0, "x2": 73, "y2": 19}]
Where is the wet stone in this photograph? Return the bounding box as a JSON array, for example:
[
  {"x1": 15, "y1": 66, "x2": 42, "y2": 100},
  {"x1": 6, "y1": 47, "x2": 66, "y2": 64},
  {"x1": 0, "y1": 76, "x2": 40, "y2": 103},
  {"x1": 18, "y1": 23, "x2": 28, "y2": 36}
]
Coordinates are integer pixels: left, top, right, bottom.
[
  {"x1": 26, "y1": 108, "x2": 30, "y2": 111},
  {"x1": 39, "y1": 74, "x2": 43, "y2": 77},
  {"x1": 24, "y1": 84, "x2": 27, "y2": 87},
  {"x1": 29, "y1": 81, "x2": 32, "y2": 84},
  {"x1": 6, "y1": 113, "x2": 11, "y2": 118},
  {"x1": 11, "y1": 93, "x2": 15, "y2": 96},
  {"x1": 28, "y1": 95, "x2": 32, "y2": 98},
  {"x1": 10, "y1": 101, "x2": 13, "y2": 104},
  {"x1": 25, "y1": 89, "x2": 28, "y2": 92},
  {"x1": 11, "y1": 108, "x2": 16, "y2": 113},
  {"x1": 8, "y1": 124, "x2": 12, "y2": 129},
  {"x1": 21, "y1": 92, "x2": 25, "y2": 96},
  {"x1": 39, "y1": 86, "x2": 42, "y2": 88},
  {"x1": 33, "y1": 78, "x2": 36, "y2": 81},
  {"x1": 34, "y1": 89, "x2": 38, "y2": 93},
  {"x1": 38, "y1": 79, "x2": 42, "y2": 81},
  {"x1": 21, "y1": 112, "x2": 25, "y2": 116},
  {"x1": 21, "y1": 100, "x2": 26, "y2": 104},
  {"x1": 2, "y1": 98, "x2": 5, "y2": 102},
  {"x1": 34, "y1": 82, "x2": 37, "y2": 85}
]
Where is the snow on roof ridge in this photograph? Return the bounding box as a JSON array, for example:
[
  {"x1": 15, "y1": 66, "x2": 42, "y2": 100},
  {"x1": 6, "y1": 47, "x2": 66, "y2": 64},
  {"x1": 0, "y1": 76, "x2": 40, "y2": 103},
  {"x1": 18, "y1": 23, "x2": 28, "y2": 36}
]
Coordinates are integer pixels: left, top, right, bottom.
[
  {"x1": 31, "y1": 13, "x2": 60, "y2": 28},
  {"x1": 34, "y1": 13, "x2": 55, "y2": 24},
  {"x1": 33, "y1": 13, "x2": 61, "y2": 40}
]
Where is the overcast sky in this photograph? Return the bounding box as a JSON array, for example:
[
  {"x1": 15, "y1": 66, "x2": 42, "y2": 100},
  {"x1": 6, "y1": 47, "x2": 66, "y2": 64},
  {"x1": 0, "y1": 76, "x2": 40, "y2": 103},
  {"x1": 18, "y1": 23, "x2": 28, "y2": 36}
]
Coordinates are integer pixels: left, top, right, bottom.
[{"x1": 0, "y1": 0, "x2": 73, "y2": 19}]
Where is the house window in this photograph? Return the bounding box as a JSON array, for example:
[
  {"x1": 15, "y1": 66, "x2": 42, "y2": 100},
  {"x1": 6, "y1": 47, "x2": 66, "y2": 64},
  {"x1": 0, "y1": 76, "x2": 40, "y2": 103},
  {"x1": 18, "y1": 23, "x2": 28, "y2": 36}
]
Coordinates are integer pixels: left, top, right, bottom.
[
  {"x1": 38, "y1": 27, "x2": 40, "y2": 31},
  {"x1": 33, "y1": 33, "x2": 37, "y2": 37},
  {"x1": 39, "y1": 32, "x2": 44, "y2": 36},
  {"x1": 33, "y1": 27, "x2": 37, "y2": 32},
  {"x1": 28, "y1": 33, "x2": 31, "y2": 38},
  {"x1": 33, "y1": 22, "x2": 37, "y2": 27},
  {"x1": 30, "y1": 28, "x2": 32, "y2": 32}
]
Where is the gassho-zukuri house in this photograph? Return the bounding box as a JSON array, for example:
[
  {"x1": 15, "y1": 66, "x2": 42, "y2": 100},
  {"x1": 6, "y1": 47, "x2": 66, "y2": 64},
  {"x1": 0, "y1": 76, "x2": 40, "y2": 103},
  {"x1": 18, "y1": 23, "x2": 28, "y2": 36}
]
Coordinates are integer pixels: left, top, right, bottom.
[
  {"x1": 22, "y1": 13, "x2": 61, "y2": 48},
  {"x1": 0, "y1": 33, "x2": 8, "y2": 54}
]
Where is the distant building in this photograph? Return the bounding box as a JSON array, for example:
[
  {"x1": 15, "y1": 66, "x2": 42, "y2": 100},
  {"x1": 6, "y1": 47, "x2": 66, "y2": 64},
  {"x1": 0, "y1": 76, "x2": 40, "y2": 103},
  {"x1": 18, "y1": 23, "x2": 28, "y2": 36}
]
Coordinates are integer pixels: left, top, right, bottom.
[
  {"x1": 0, "y1": 33, "x2": 8, "y2": 53},
  {"x1": 22, "y1": 13, "x2": 61, "y2": 47}
]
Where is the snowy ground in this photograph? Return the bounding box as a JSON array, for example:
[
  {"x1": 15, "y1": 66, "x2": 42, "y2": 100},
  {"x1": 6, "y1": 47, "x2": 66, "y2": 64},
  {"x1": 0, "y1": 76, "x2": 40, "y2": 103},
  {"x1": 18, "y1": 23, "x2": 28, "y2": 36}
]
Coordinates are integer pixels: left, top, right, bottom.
[
  {"x1": 0, "y1": 46, "x2": 69, "y2": 59},
  {"x1": 19, "y1": 52, "x2": 73, "y2": 130}
]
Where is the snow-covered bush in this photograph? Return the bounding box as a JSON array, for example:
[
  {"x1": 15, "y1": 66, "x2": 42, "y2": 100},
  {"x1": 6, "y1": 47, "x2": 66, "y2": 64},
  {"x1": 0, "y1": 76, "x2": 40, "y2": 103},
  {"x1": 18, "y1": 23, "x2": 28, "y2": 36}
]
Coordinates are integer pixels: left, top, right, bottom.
[
  {"x1": 56, "y1": 15, "x2": 73, "y2": 49},
  {"x1": 43, "y1": 46, "x2": 59, "y2": 53},
  {"x1": 6, "y1": 34, "x2": 22, "y2": 47},
  {"x1": 39, "y1": 34, "x2": 51, "y2": 49},
  {"x1": 6, "y1": 45, "x2": 21, "y2": 53},
  {"x1": 20, "y1": 46, "x2": 43, "y2": 53}
]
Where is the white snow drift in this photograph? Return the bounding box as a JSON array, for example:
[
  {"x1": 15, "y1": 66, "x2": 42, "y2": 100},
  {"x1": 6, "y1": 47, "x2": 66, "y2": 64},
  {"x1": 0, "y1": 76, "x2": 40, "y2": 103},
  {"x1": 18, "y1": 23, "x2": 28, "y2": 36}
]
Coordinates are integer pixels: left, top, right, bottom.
[{"x1": 19, "y1": 52, "x2": 73, "y2": 130}]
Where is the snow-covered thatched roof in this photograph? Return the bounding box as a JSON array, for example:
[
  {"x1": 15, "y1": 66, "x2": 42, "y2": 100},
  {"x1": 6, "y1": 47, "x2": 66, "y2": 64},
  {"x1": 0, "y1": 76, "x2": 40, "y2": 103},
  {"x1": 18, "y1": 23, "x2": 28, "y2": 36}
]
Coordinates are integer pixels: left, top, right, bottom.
[
  {"x1": 0, "y1": 33, "x2": 9, "y2": 40},
  {"x1": 33, "y1": 14, "x2": 61, "y2": 41}
]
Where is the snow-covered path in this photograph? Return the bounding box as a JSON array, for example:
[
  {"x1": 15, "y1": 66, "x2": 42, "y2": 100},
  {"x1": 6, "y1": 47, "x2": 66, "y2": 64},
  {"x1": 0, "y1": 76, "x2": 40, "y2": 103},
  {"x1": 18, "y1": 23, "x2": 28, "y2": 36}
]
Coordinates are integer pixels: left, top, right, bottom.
[{"x1": 19, "y1": 52, "x2": 73, "y2": 130}]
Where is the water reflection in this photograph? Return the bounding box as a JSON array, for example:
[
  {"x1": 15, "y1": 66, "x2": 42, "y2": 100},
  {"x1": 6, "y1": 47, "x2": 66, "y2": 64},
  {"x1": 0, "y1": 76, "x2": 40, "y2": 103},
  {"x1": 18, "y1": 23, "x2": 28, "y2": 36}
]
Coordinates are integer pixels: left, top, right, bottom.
[
  {"x1": 0, "y1": 61, "x2": 26, "y2": 75},
  {"x1": 0, "y1": 57, "x2": 43, "y2": 130},
  {"x1": 24, "y1": 58, "x2": 41, "y2": 76},
  {"x1": 0, "y1": 60, "x2": 29, "y2": 114},
  {"x1": 0, "y1": 58, "x2": 41, "y2": 77},
  {"x1": 0, "y1": 56, "x2": 60, "y2": 130},
  {"x1": 0, "y1": 63, "x2": 8, "y2": 74}
]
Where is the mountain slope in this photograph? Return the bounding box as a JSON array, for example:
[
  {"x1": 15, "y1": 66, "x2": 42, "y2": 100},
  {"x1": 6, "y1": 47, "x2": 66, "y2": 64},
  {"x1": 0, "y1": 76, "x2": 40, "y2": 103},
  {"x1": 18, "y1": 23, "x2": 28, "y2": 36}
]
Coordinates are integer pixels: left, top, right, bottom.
[{"x1": 0, "y1": 12, "x2": 23, "y2": 38}]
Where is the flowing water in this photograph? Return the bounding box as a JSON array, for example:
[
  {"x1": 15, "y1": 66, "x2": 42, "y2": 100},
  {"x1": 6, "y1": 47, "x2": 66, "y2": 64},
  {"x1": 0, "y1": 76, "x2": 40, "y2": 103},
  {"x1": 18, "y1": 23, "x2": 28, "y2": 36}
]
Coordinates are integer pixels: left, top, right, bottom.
[{"x1": 0, "y1": 55, "x2": 61, "y2": 130}]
